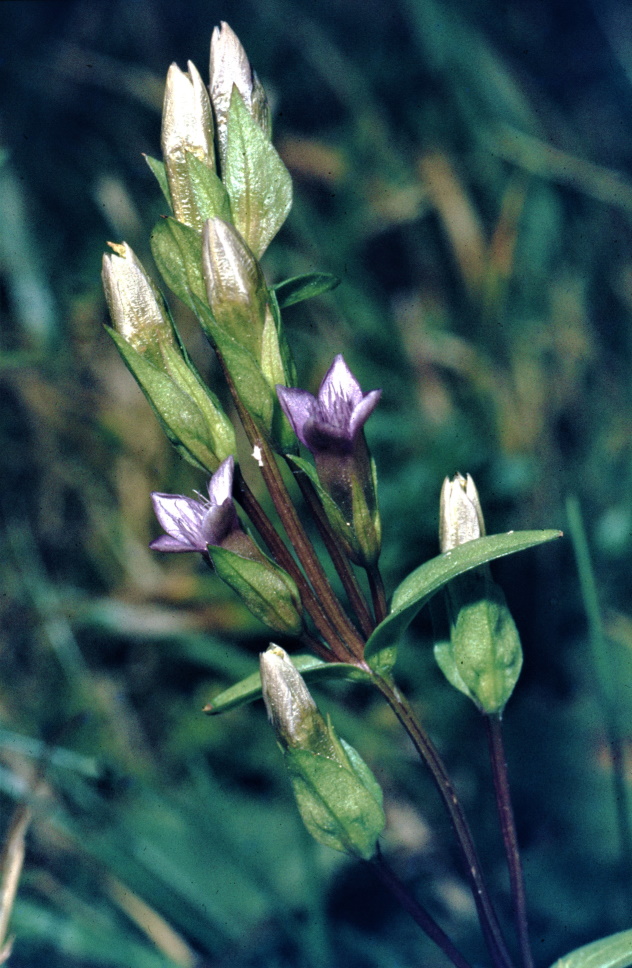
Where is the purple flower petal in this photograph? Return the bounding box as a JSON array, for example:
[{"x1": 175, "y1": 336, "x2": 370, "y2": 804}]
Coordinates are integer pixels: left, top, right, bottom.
[
  {"x1": 150, "y1": 456, "x2": 240, "y2": 554},
  {"x1": 208, "y1": 455, "x2": 235, "y2": 505},
  {"x1": 277, "y1": 355, "x2": 380, "y2": 455},
  {"x1": 318, "y1": 354, "x2": 363, "y2": 412},
  {"x1": 349, "y1": 389, "x2": 382, "y2": 442},
  {"x1": 276, "y1": 385, "x2": 317, "y2": 448}
]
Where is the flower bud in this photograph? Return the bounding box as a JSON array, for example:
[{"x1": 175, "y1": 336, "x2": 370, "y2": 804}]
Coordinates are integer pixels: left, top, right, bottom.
[
  {"x1": 434, "y1": 474, "x2": 523, "y2": 714},
  {"x1": 439, "y1": 473, "x2": 485, "y2": 553},
  {"x1": 202, "y1": 218, "x2": 268, "y2": 359},
  {"x1": 209, "y1": 21, "x2": 271, "y2": 168},
  {"x1": 102, "y1": 242, "x2": 175, "y2": 367},
  {"x1": 103, "y1": 243, "x2": 236, "y2": 472},
  {"x1": 260, "y1": 646, "x2": 334, "y2": 753},
  {"x1": 162, "y1": 61, "x2": 216, "y2": 230},
  {"x1": 260, "y1": 646, "x2": 386, "y2": 860}
]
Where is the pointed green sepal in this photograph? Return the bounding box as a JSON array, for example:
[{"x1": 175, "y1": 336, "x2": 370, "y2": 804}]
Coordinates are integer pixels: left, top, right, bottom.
[
  {"x1": 150, "y1": 217, "x2": 207, "y2": 312},
  {"x1": 183, "y1": 153, "x2": 232, "y2": 224},
  {"x1": 434, "y1": 573, "x2": 523, "y2": 714},
  {"x1": 208, "y1": 545, "x2": 303, "y2": 635},
  {"x1": 273, "y1": 272, "x2": 340, "y2": 309},
  {"x1": 191, "y1": 296, "x2": 276, "y2": 431},
  {"x1": 224, "y1": 87, "x2": 292, "y2": 258},
  {"x1": 107, "y1": 328, "x2": 224, "y2": 472},
  {"x1": 364, "y1": 530, "x2": 563, "y2": 668},
  {"x1": 144, "y1": 155, "x2": 172, "y2": 208},
  {"x1": 284, "y1": 736, "x2": 385, "y2": 860}
]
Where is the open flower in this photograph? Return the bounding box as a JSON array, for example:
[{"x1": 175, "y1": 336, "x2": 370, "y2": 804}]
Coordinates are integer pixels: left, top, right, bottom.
[
  {"x1": 277, "y1": 356, "x2": 382, "y2": 567},
  {"x1": 150, "y1": 455, "x2": 240, "y2": 553},
  {"x1": 276, "y1": 354, "x2": 381, "y2": 457}
]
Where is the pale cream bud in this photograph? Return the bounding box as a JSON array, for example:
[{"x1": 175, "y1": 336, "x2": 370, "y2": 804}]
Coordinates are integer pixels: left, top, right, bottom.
[
  {"x1": 439, "y1": 473, "x2": 486, "y2": 552},
  {"x1": 161, "y1": 61, "x2": 216, "y2": 228}
]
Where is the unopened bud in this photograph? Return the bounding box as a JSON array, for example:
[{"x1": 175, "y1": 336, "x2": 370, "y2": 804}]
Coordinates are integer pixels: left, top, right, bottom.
[
  {"x1": 439, "y1": 473, "x2": 485, "y2": 553},
  {"x1": 260, "y1": 645, "x2": 333, "y2": 753},
  {"x1": 162, "y1": 61, "x2": 216, "y2": 229},
  {"x1": 102, "y1": 243, "x2": 175, "y2": 367},
  {"x1": 260, "y1": 645, "x2": 386, "y2": 860},
  {"x1": 434, "y1": 475, "x2": 523, "y2": 714},
  {"x1": 202, "y1": 218, "x2": 268, "y2": 359},
  {"x1": 209, "y1": 22, "x2": 271, "y2": 167}
]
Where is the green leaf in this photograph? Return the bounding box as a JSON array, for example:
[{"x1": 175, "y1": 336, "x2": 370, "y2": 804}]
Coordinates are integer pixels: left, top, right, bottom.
[
  {"x1": 144, "y1": 154, "x2": 172, "y2": 208},
  {"x1": 150, "y1": 217, "x2": 206, "y2": 312},
  {"x1": 224, "y1": 88, "x2": 293, "y2": 258},
  {"x1": 184, "y1": 152, "x2": 233, "y2": 224},
  {"x1": 204, "y1": 654, "x2": 371, "y2": 715},
  {"x1": 548, "y1": 930, "x2": 632, "y2": 968},
  {"x1": 364, "y1": 530, "x2": 562, "y2": 667},
  {"x1": 273, "y1": 272, "x2": 341, "y2": 308}
]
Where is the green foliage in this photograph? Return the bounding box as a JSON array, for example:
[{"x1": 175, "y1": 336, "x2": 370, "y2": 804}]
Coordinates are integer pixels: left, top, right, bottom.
[
  {"x1": 273, "y1": 272, "x2": 341, "y2": 309},
  {"x1": 224, "y1": 87, "x2": 293, "y2": 257},
  {"x1": 206, "y1": 654, "x2": 371, "y2": 716},
  {"x1": 364, "y1": 530, "x2": 561, "y2": 670},
  {"x1": 549, "y1": 930, "x2": 632, "y2": 968},
  {"x1": 208, "y1": 545, "x2": 303, "y2": 635},
  {"x1": 284, "y1": 736, "x2": 385, "y2": 861},
  {"x1": 2, "y1": 0, "x2": 632, "y2": 965}
]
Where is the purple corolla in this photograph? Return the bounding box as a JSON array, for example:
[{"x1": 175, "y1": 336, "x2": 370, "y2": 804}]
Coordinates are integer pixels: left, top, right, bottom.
[
  {"x1": 150, "y1": 455, "x2": 240, "y2": 553},
  {"x1": 276, "y1": 356, "x2": 382, "y2": 566},
  {"x1": 276, "y1": 355, "x2": 381, "y2": 457}
]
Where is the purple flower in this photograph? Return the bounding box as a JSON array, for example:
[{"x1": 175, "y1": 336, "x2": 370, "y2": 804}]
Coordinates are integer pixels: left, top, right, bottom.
[
  {"x1": 276, "y1": 355, "x2": 381, "y2": 456},
  {"x1": 150, "y1": 455, "x2": 240, "y2": 553}
]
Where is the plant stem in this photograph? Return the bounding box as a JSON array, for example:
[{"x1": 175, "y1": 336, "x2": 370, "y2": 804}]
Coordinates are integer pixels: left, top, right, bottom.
[
  {"x1": 233, "y1": 468, "x2": 339, "y2": 662},
  {"x1": 373, "y1": 674, "x2": 515, "y2": 968},
  {"x1": 288, "y1": 465, "x2": 375, "y2": 638},
  {"x1": 367, "y1": 565, "x2": 387, "y2": 624},
  {"x1": 485, "y1": 714, "x2": 534, "y2": 968},
  {"x1": 371, "y1": 847, "x2": 474, "y2": 968},
  {"x1": 219, "y1": 358, "x2": 363, "y2": 660}
]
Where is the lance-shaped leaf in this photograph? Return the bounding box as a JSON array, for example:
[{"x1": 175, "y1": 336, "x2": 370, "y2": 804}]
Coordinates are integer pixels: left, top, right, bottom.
[
  {"x1": 364, "y1": 530, "x2": 563, "y2": 671},
  {"x1": 224, "y1": 88, "x2": 292, "y2": 258},
  {"x1": 547, "y1": 929, "x2": 632, "y2": 968},
  {"x1": 209, "y1": 545, "x2": 303, "y2": 635},
  {"x1": 273, "y1": 272, "x2": 341, "y2": 309},
  {"x1": 161, "y1": 61, "x2": 216, "y2": 230},
  {"x1": 204, "y1": 654, "x2": 370, "y2": 716}
]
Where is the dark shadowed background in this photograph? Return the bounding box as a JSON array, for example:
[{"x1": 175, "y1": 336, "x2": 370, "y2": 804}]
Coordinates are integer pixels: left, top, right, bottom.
[{"x1": 1, "y1": 0, "x2": 632, "y2": 965}]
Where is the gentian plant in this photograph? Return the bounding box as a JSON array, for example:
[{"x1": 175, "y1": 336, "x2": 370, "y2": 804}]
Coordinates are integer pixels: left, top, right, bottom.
[{"x1": 102, "y1": 22, "x2": 632, "y2": 968}]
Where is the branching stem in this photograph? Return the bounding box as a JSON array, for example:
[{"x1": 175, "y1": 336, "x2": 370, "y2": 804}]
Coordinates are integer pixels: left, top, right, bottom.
[{"x1": 372, "y1": 674, "x2": 515, "y2": 968}]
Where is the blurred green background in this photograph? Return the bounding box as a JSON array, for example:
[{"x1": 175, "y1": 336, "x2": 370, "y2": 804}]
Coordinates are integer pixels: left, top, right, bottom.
[{"x1": 1, "y1": 0, "x2": 632, "y2": 965}]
